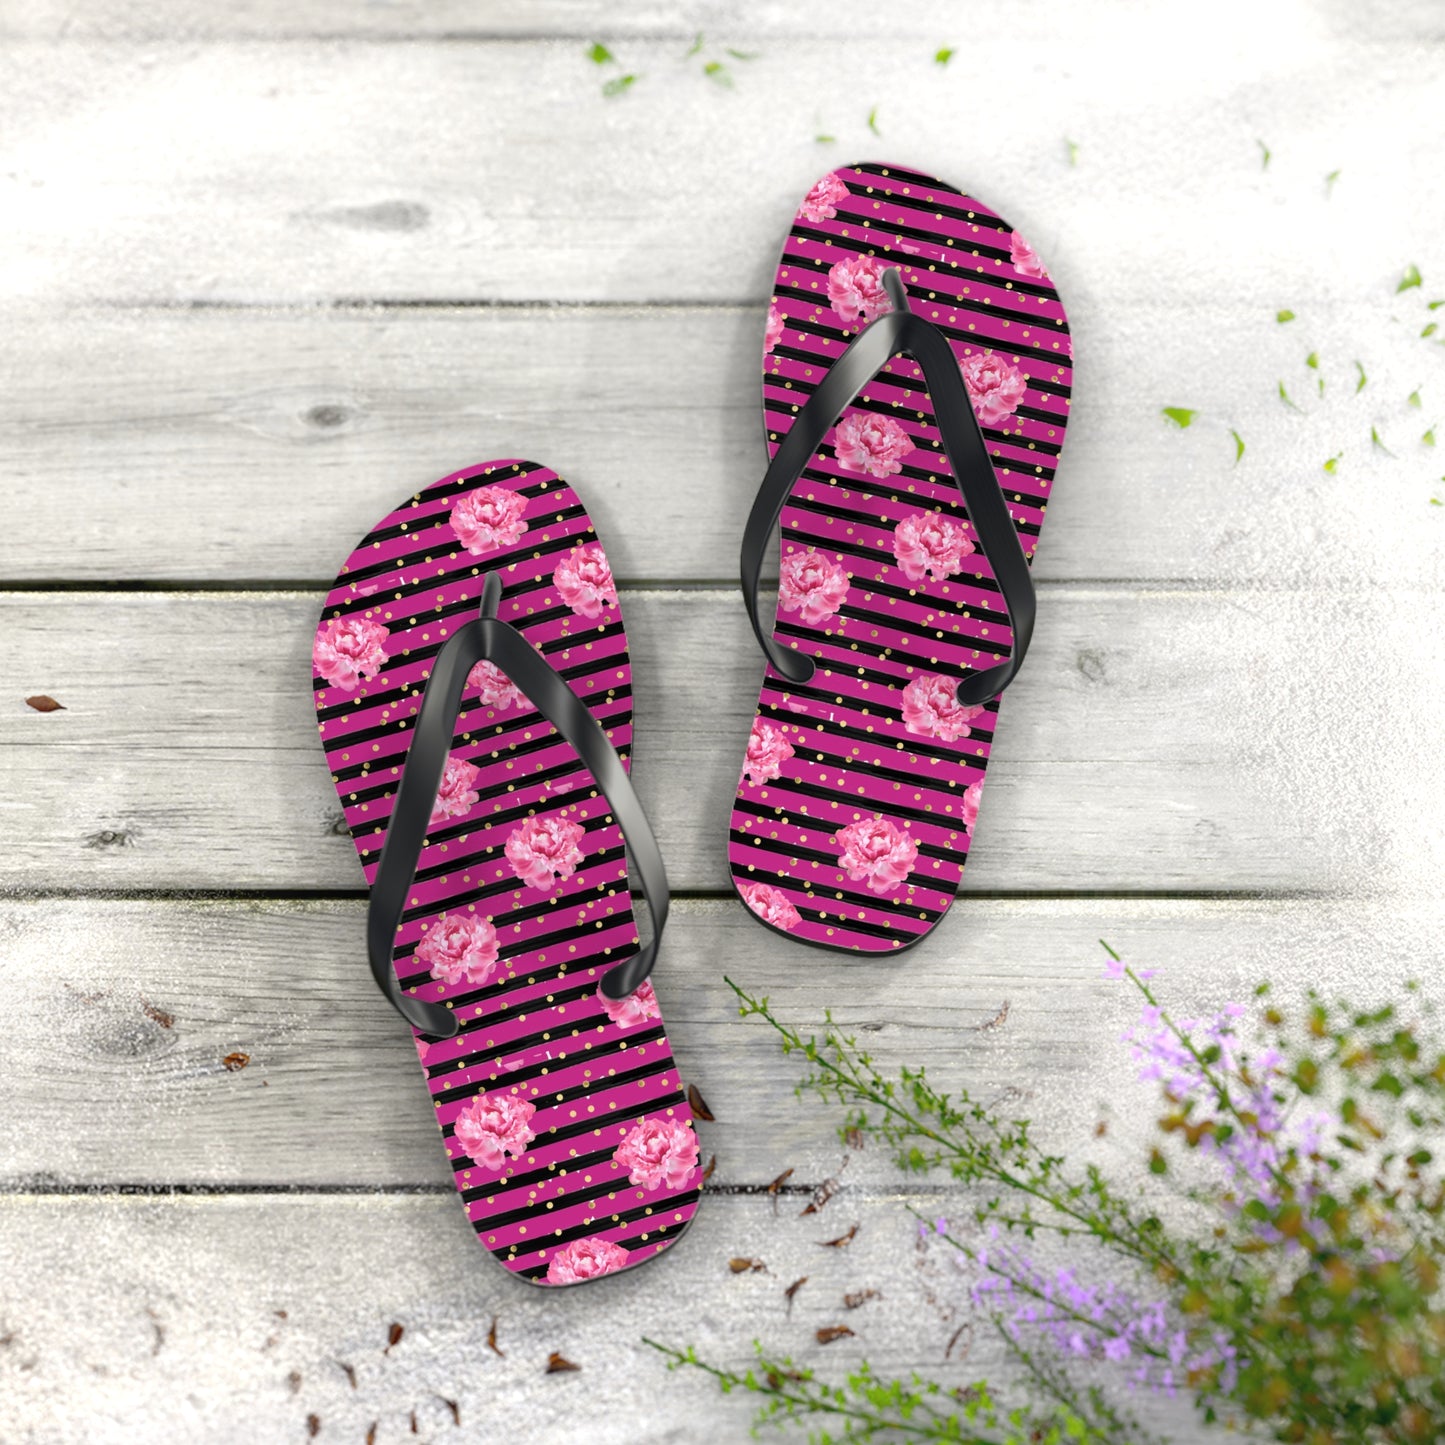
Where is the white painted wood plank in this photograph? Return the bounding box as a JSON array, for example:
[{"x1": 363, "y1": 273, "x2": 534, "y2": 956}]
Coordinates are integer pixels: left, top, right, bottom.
[
  {"x1": 2, "y1": 302, "x2": 1439, "y2": 588},
  {"x1": 7, "y1": 588, "x2": 1444, "y2": 895},
  {"x1": 0, "y1": 1190, "x2": 1225, "y2": 1445},
  {"x1": 2, "y1": 895, "x2": 1439, "y2": 1190},
  {"x1": 0, "y1": 23, "x2": 1440, "y2": 307}
]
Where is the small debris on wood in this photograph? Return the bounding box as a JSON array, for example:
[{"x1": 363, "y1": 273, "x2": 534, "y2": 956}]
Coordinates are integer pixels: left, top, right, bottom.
[
  {"x1": 546, "y1": 1352, "x2": 581, "y2": 1374},
  {"x1": 141, "y1": 1002, "x2": 174, "y2": 1029},
  {"x1": 819, "y1": 1224, "x2": 858, "y2": 1249},
  {"x1": 439, "y1": 1396, "x2": 460, "y2": 1425},
  {"x1": 305, "y1": 1415, "x2": 320, "y2": 1438},
  {"x1": 409, "y1": 1411, "x2": 418, "y2": 1433},
  {"x1": 844, "y1": 1125, "x2": 865, "y2": 1150},
  {"x1": 384, "y1": 1322, "x2": 403, "y2": 1355},
  {"x1": 765, "y1": 1366, "x2": 807, "y2": 1388},
  {"x1": 274, "y1": 1309, "x2": 288, "y2": 1320},
  {"x1": 1094, "y1": 1120, "x2": 1108, "y2": 1137},
  {"x1": 945, "y1": 1321, "x2": 973, "y2": 1360},
  {"x1": 288, "y1": 1370, "x2": 302, "y2": 1394},
  {"x1": 843, "y1": 1288, "x2": 879, "y2": 1310},
  {"x1": 766, "y1": 1167, "x2": 793, "y2": 1209},
  {"x1": 486, "y1": 1316, "x2": 503, "y2": 1358},
  {"x1": 800, "y1": 1158, "x2": 848, "y2": 1215},
  {"x1": 729, "y1": 1257, "x2": 767, "y2": 1274},
  {"x1": 366, "y1": 1423, "x2": 377, "y2": 1445},
  {"x1": 816, "y1": 1326, "x2": 855, "y2": 1345},
  {"x1": 686, "y1": 1083, "x2": 715, "y2": 1121},
  {"x1": 970, "y1": 1000, "x2": 1010, "y2": 1032},
  {"x1": 145, "y1": 1307, "x2": 164, "y2": 1355},
  {"x1": 336, "y1": 1361, "x2": 356, "y2": 1389},
  {"x1": 784, "y1": 1277, "x2": 808, "y2": 1313},
  {"x1": 700, "y1": 1154, "x2": 717, "y2": 1183},
  {"x1": 24, "y1": 695, "x2": 65, "y2": 712},
  {"x1": 222, "y1": 1051, "x2": 251, "y2": 1072}
]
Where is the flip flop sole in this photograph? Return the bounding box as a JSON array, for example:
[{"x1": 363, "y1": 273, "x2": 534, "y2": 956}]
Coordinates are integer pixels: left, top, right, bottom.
[
  {"x1": 729, "y1": 163, "x2": 1074, "y2": 954},
  {"x1": 314, "y1": 461, "x2": 701, "y2": 1284}
]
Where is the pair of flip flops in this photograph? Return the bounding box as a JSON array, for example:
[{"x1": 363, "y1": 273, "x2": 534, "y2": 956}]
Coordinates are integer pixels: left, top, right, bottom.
[{"x1": 311, "y1": 163, "x2": 1074, "y2": 1287}]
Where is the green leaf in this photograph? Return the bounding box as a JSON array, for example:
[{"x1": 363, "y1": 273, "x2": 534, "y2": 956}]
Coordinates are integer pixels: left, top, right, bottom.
[
  {"x1": 1305, "y1": 351, "x2": 1319, "y2": 369},
  {"x1": 1162, "y1": 406, "x2": 1196, "y2": 429},
  {"x1": 1354, "y1": 360, "x2": 1368, "y2": 393},
  {"x1": 684, "y1": 31, "x2": 704, "y2": 57},
  {"x1": 1148, "y1": 1148, "x2": 1168, "y2": 1175},
  {"x1": 1325, "y1": 168, "x2": 1342, "y2": 196},
  {"x1": 1408, "y1": 388, "x2": 1423, "y2": 408},
  {"x1": 1276, "y1": 309, "x2": 1295, "y2": 323},
  {"x1": 1231, "y1": 429, "x2": 1246, "y2": 465},
  {"x1": 1432, "y1": 496, "x2": 1443, "y2": 506},
  {"x1": 867, "y1": 106, "x2": 881, "y2": 135},
  {"x1": 1398, "y1": 263, "x2": 1423, "y2": 292},
  {"x1": 1324, "y1": 453, "x2": 1342, "y2": 474},
  {"x1": 1422, "y1": 322, "x2": 1438, "y2": 339},
  {"x1": 725, "y1": 48, "x2": 759, "y2": 60},
  {"x1": 1258, "y1": 138, "x2": 1271, "y2": 170},
  {"x1": 587, "y1": 41, "x2": 614, "y2": 64},
  {"x1": 1372, "y1": 425, "x2": 1394, "y2": 455},
  {"x1": 1065, "y1": 138, "x2": 1080, "y2": 167},
  {"x1": 703, "y1": 60, "x2": 733, "y2": 86},
  {"x1": 1278, "y1": 380, "x2": 1302, "y2": 411},
  {"x1": 935, "y1": 46, "x2": 954, "y2": 65},
  {"x1": 814, "y1": 134, "x2": 836, "y2": 145},
  {"x1": 601, "y1": 73, "x2": 637, "y2": 97},
  {"x1": 1431, "y1": 299, "x2": 1445, "y2": 310},
  {"x1": 1424, "y1": 429, "x2": 1437, "y2": 447}
]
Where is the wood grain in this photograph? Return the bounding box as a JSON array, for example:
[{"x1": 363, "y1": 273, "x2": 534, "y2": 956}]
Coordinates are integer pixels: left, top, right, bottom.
[
  {"x1": 2, "y1": 894, "x2": 1439, "y2": 1191},
  {"x1": 8, "y1": 587, "x2": 1444, "y2": 895}
]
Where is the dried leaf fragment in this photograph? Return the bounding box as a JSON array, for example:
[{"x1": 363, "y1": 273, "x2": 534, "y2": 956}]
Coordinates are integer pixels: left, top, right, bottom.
[
  {"x1": 816, "y1": 1326, "x2": 855, "y2": 1344},
  {"x1": 306, "y1": 1416, "x2": 319, "y2": 1438},
  {"x1": 784, "y1": 1276, "x2": 808, "y2": 1313},
  {"x1": 366, "y1": 1424, "x2": 376, "y2": 1445},
  {"x1": 844, "y1": 1288, "x2": 880, "y2": 1309},
  {"x1": 729, "y1": 1257, "x2": 767, "y2": 1274},
  {"x1": 767, "y1": 1167, "x2": 793, "y2": 1207},
  {"x1": 222, "y1": 1051, "x2": 250, "y2": 1072},
  {"x1": 288, "y1": 1369, "x2": 302, "y2": 1394},
  {"x1": 546, "y1": 1352, "x2": 581, "y2": 1374},
  {"x1": 686, "y1": 1083, "x2": 715, "y2": 1121},
  {"x1": 486, "y1": 1315, "x2": 503, "y2": 1358},
  {"x1": 142, "y1": 1001, "x2": 175, "y2": 1029},
  {"x1": 820, "y1": 1224, "x2": 859, "y2": 1248},
  {"x1": 701, "y1": 1154, "x2": 717, "y2": 1183},
  {"x1": 336, "y1": 1361, "x2": 356, "y2": 1388},
  {"x1": 384, "y1": 1322, "x2": 403, "y2": 1354},
  {"x1": 439, "y1": 1396, "x2": 460, "y2": 1425},
  {"x1": 801, "y1": 1160, "x2": 848, "y2": 1215},
  {"x1": 24, "y1": 695, "x2": 64, "y2": 712}
]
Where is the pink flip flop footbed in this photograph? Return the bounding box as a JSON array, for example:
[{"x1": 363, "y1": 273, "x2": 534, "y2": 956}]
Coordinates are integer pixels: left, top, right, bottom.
[
  {"x1": 313, "y1": 461, "x2": 701, "y2": 1284},
  {"x1": 729, "y1": 163, "x2": 1074, "y2": 954}
]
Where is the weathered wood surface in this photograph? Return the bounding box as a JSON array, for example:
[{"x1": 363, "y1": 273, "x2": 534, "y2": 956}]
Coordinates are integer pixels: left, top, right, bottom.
[
  {"x1": 1, "y1": 302, "x2": 1439, "y2": 588},
  {"x1": 9, "y1": 587, "x2": 1445, "y2": 896},
  {"x1": 2, "y1": 895, "x2": 1439, "y2": 1191}
]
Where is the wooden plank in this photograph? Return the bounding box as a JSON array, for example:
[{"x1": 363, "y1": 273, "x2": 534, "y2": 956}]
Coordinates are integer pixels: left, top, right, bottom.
[
  {"x1": 2, "y1": 304, "x2": 1439, "y2": 588},
  {"x1": 2, "y1": 895, "x2": 1440, "y2": 1189},
  {"x1": 7, "y1": 588, "x2": 1444, "y2": 895},
  {"x1": 0, "y1": 1189, "x2": 1215, "y2": 1444},
  {"x1": 0, "y1": 36, "x2": 1440, "y2": 306}
]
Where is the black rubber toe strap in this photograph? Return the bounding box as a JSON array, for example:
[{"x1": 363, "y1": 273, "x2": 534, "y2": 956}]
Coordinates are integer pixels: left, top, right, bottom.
[
  {"x1": 742, "y1": 267, "x2": 1036, "y2": 707},
  {"x1": 365, "y1": 572, "x2": 669, "y2": 1038}
]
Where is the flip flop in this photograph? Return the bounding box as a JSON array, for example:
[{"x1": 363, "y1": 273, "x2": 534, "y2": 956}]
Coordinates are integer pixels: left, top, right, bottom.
[
  {"x1": 730, "y1": 163, "x2": 1074, "y2": 954},
  {"x1": 313, "y1": 461, "x2": 702, "y2": 1285}
]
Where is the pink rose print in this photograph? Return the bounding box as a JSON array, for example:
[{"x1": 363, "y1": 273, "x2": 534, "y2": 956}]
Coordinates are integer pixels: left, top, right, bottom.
[
  {"x1": 505, "y1": 813, "x2": 586, "y2": 892},
  {"x1": 553, "y1": 543, "x2": 618, "y2": 620},
  {"x1": 449, "y1": 485, "x2": 529, "y2": 556},
  {"x1": 453, "y1": 1089, "x2": 536, "y2": 1171},
  {"x1": 598, "y1": 978, "x2": 661, "y2": 1030},
  {"x1": 798, "y1": 171, "x2": 849, "y2": 224},
  {"x1": 961, "y1": 779, "x2": 984, "y2": 831},
  {"x1": 960, "y1": 351, "x2": 1029, "y2": 428},
  {"x1": 764, "y1": 303, "x2": 785, "y2": 356},
  {"x1": 826, "y1": 253, "x2": 893, "y2": 326},
  {"x1": 834, "y1": 412, "x2": 914, "y2": 479},
  {"x1": 545, "y1": 1236, "x2": 630, "y2": 1285},
  {"x1": 313, "y1": 616, "x2": 389, "y2": 692},
  {"x1": 431, "y1": 753, "x2": 481, "y2": 826},
  {"x1": 415, "y1": 913, "x2": 500, "y2": 988},
  {"x1": 1009, "y1": 230, "x2": 1047, "y2": 279},
  {"x1": 901, "y1": 674, "x2": 986, "y2": 742},
  {"x1": 741, "y1": 882, "x2": 802, "y2": 932},
  {"x1": 467, "y1": 659, "x2": 525, "y2": 712},
  {"x1": 613, "y1": 1116, "x2": 700, "y2": 1191},
  {"x1": 892, "y1": 510, "x2": 975, "y2": 584},
  {"x1": 778, "y1": 549, "x2": 850, "y2": 626},
  {"x1": 744, "y1": 718, "x2": 795, "y2": 787},
  {"x1": 833, "y1": 815, "x2": 919, "y2": 895}
]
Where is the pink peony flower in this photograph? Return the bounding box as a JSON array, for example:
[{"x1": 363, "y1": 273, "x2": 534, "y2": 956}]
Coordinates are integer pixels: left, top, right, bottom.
[
  {"x1": 449, "y1": 485, "x2": 529, "y2": 556},
  {"x1": 415, "y1": 913, "x2": 500, "y2": 988},
  {"x1": 505, "y1": 813, "x2": 586, "y2": 892},
  {"x1": 467, "y1": 659, "x2": 525, "y2": 712},
  {"x1": 313, "y1": 616, "x2": 389, "y2": 692},
  {"x1": 834, "y1": 412, "x2": 914, "y2": 479},
  {"x1": 613, "y1": 1116, "x2": 700, "y2": 1191},
  {"x1": 545, "y1": 1235, "x2": 630, "y2": 1285},
  {"x1": 892, "y1": 510, "x2": 975, "y2": 583},
  {"x1": 826, "y1": 253, "x2": 894, "y2": 326},
  {"x1": 833, "y1": 815, "x2": 919, "y2": 895},
  {"x1": 799, "y1": 171, "x2": 850, "y2": 224},
  {"x1": 764, "y1": 303, "x2": 785, "y2": 355},
  {"x1": 741, "y1": 882, "x2": 802, "y2": 931},
  {"x1": 961, "y1": 779, "x2": 983, "y2": 831},
  {"x1": 961, "y1": 351, "x2": 1029, "y2": 427},
  {"x1": 431, "y1": 753, "x2": 481, "y2": 826},
  {"x1": 778, "y1": 549, "x2": 850, "y2": 626},
  {"x1": 598, "y1": 978, "x2": 661, "y2": 1030},
  {"x1": 901, "y1": 674, "x2": 986, "y2": 742},
  {"x1": 744, "y1": 718, "x2": 795, "y2": 786},
  {"x1": 553, "y1": 543, "x2": 617, "y2": 619},
  {"x1": 453, "y1": 1089, "x2": 536, "y2": 1170},
  {"x1": 1009, "y1": 230, "x2": 1047, "y2": 279}
]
